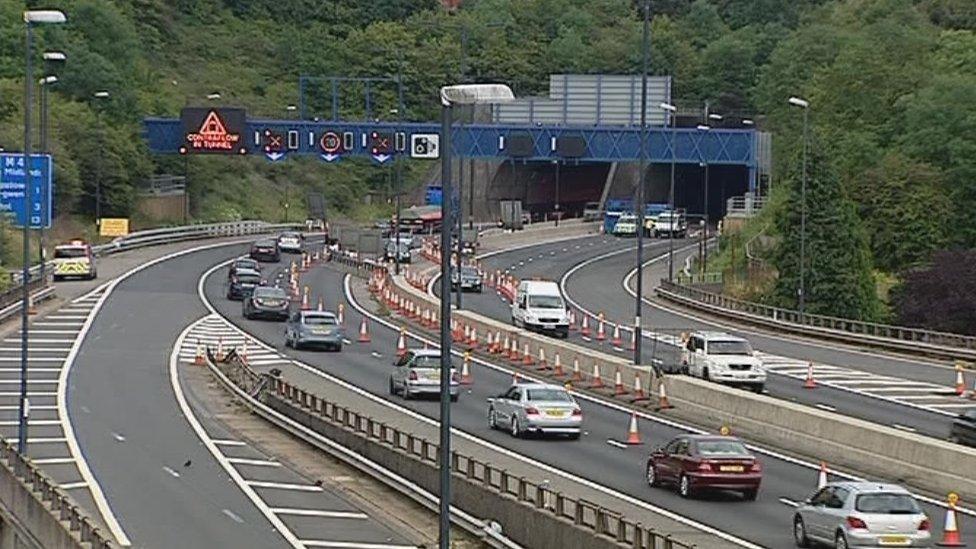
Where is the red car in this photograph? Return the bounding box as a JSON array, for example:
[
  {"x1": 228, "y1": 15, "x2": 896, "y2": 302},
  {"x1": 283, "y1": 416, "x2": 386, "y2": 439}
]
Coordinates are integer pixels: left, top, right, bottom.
[{"x1": 645, "y1": 435, "x2": 762, "y2": 500}]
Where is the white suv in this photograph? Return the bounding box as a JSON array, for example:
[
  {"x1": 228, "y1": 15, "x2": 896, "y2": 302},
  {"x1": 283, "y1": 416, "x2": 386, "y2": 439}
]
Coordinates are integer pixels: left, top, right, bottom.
[{"x1": 680, "y1": 332, "x2": 765, "y2": 393}]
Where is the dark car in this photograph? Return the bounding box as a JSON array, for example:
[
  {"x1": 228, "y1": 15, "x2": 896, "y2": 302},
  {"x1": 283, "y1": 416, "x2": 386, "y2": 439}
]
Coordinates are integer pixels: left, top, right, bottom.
[
  {"x1": 227, "y1": 268, "x2": 262, "y2": 300},
  {"x1": 243, "y1": 286, "x2": 290, "y2": 321},
  {"x1": 250, "y1": 238, "x2": 280, "y2": 262},
  {"x1": 646, "y1": 435, "x2": 762, "y2": 500},
  {"x1": 950, "y1": 409, "x2": 976, "y2": 448},
  {"x1": 451, "y1": 266, "x2": 483, "y2": 293},
  {"x1": 228, "y1": 258, "x2": 261, "y2": 281}
]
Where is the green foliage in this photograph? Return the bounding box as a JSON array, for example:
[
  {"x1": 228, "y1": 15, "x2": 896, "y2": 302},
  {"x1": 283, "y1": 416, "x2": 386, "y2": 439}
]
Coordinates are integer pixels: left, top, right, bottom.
[{"x1": 771, "y1": 134, "x2": 880, "y2": 321}]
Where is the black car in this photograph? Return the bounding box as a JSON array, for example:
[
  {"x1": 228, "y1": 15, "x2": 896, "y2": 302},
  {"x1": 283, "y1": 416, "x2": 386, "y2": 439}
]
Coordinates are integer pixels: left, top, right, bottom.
[
  {"x1": 250, "y1": 238, "x2": 280, "y2": 262},
  {"x1": 243, "y1": 286, "x2": 290, "y2": 321},
  {"x1": 227, "y1": 268, "x2": 262, "y2": 300},
  {"x1": 228, "y1": 258, "x2": 261, "y2": 281},
  {"x1": 950, "y1": 409, "x2": 976, "y2": 448}
]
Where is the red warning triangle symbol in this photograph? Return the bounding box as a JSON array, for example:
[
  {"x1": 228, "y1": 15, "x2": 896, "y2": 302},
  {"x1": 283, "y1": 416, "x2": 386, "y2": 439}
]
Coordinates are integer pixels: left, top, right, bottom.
[{"x1": 198, "y1": 111, "x2": 228, "y2": 138}]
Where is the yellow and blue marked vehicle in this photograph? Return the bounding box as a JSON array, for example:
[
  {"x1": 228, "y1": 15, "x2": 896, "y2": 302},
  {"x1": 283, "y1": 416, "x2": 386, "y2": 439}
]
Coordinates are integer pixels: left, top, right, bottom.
[{"x1": 52, "y1": 240, "x2": 97, "y2": 281}]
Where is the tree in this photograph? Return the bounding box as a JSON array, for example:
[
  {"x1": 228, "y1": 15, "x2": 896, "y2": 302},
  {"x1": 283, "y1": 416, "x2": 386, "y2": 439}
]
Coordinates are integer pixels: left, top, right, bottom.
[
  {"x1": 772, "y1": 133, "x2": 880, "y2": 320},
  {"x1": 891, "y1": 250, "x2": 976, "y2": 335}
]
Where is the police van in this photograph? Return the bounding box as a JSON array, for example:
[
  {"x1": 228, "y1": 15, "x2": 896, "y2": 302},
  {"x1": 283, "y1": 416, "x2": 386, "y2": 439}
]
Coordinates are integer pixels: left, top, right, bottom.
[{"x1": 52, "y1": 240, "x2": 97, "y2": 281}]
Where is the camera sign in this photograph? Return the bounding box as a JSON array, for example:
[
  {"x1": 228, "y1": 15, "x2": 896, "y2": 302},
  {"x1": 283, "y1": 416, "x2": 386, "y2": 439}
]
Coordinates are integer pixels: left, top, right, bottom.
[{"x1": 410, "y1": 134, "x2": 440, "y2": 159}]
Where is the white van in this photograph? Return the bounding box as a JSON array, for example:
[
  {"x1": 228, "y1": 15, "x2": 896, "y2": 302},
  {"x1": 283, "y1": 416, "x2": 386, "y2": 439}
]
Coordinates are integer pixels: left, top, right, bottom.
[{"x1": 511, "y1": 280, "x2": 569, "y2": 338}]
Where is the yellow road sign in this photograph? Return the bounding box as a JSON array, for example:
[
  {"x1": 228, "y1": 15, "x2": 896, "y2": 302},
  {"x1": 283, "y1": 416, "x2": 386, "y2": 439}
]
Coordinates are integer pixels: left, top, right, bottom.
[{"x1": 99, "y1": 218, "x2": 130, "y2": 237}]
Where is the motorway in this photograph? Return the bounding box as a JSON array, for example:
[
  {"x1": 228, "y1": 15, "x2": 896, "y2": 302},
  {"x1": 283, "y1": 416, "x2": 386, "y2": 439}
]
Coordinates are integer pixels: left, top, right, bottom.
[
  {"x1": 434, "y1": 232, "x2": 971, "y2": 440},
  {"x1": 197, "y1": 245, "x2": 971, "y2": 548}
]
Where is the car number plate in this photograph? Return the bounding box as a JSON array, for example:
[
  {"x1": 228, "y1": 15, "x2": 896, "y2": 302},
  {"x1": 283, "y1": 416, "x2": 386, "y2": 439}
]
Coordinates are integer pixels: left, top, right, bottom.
[
  {"x1": 544, "y1": 409, "x2": 567, "y2": 417},
  {"x1": 879, "y1": 536, "x2": 909, "y2": 546},
  {"x1": 719, "y1": 465, "x2": 744, "y2": 473},
  {"x1": 424, "y1": 372, "x2": 440, "y2": 380}
]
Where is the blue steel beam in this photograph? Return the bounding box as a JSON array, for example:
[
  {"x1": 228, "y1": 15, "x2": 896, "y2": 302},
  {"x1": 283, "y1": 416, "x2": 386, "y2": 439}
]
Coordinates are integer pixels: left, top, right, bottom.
[{"x1": 143, "y1": 117, "x2": 756, "y2": 166}]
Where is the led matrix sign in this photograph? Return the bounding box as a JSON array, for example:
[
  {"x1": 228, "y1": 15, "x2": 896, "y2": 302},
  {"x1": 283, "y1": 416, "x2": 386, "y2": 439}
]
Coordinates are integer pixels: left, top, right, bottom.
[{"x1": 180, "y1": 108, "x2": 246, "y2": 155}]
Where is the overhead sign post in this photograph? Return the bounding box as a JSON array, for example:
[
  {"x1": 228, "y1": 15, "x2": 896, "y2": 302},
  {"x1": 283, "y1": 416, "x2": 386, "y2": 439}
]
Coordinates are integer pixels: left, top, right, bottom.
[{"x1": 0, "y1": 154, "x2": 53, "y2": 229}]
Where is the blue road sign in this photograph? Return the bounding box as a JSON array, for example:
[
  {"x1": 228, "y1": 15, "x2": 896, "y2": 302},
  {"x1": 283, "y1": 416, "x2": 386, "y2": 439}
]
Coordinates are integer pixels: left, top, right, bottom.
[{"x1": 0, "y1": 154, "x2": 53, "y2": 229}]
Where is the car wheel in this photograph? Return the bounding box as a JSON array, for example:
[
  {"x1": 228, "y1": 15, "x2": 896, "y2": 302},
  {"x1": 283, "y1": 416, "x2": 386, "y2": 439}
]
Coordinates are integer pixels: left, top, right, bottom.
[
  {"x1": 703, "y1": 368, "x2": 711, "y2": 382},
  {"x1": 835, "y1": 531, "x2": 849, "y2": 549},
  {"x1": 742, "y1": 488, "x2": 759, "y2": 501},
  {"x1": 488, "y1": 408, "x2": 499, "y2": 430},
  {"x1": 403, "y1": 386, "x2": 412, "y2": 400},
  {"x1": 646, "y1": 462, "x2": 659, "y2": 487},
  {"x1": 752, "y1": 384, "x2": 765, "y2": 394},
  {"x1": 792, "y1": 516, "x2": 810, "y2": 548},
  {"x1": 510, "y1": 417, "x2": 521, "y2": 438},
  {"x1": 678, "y1": 474, "x2": 693, "y2": 498}
]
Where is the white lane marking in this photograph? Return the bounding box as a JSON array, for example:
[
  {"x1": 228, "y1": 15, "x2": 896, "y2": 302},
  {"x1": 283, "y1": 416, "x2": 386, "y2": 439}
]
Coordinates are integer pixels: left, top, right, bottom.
[
  {"x1": 350, "y1": 275, "x2": 976, "y2": 520},
  {"x1": 606, "y1": 439, "x2": 628, "y2": 449},
  {"x1": 112, "y1": 432, "x2": 126, "y2": 442},
  {"x1": 271, "y1": 508, "x2": 368, "y2": 519},
  {"x1": 46, "y1": 316, "x2": 91, "y2": 320},
  {"x1": 370, "y1": 352, "x2": 383, "y2": 359},
  {"x1": 0, "y1": 419, "x2": 60, "y2": 426},
  {"x1": 32, "y1": 457, "x2": 75, "y2": 464},
  {"x1": 0, "y1": 392, "x2": 56, "y2": 397},
  {"x1": 779, "y1": 498, "x2": 799, "y2": 508},
  {"x1": 170, "y1": 321, "x2": 305, "y2": 549},
  {"x1": 15, "y1": 330, "x2": 78, "y2": 334},
  {"x1": 163, "y1": 466, "x2": 181, "y2": 478},
  {"x1": 0, "y1": 404, "x2": 55, "y2": 410},
  {"x1": 892, "y1": 424, "x2": 918, "y2": 433},
  {"x1": 0, "y1": 347, "x2": 71, "y2": 352},
  {"x1": 246, "y1": 481, "x2": 324, "y2": 492},
  {"x1": 814, "y1": 404, "x2": 836, "y2": 412},
  {"x1": 0, "y1": 369, "x2": 61, "y2": 373},
  {"x1": 212, "y1": 439, "x2": 246, "y2": 447},
  {"x1": 33, "y1": 322, "x2": 85, "y2": 327},
  {"x1": 0, "y1": 358, "x2": 64, "y2": 362},
  {"x1": 222, "y1": 509, "x2": 245, "y2": 524},
  {"x1": 300, "y1": 542, "x2": 418, "y2": 549},
  {"x1": 0, "y1": 380, "x2": 59, "y2": 384},
  {"x1": 226, "y1": 457, "x2": 281, "y2": 467},
  {"x1": 60, "y1": 481, "x2": 88, "y2": 490},
  {"x1": 26, "y1": 437, "x2": 67, "y2": 443},
  {"x1": 4, "y1": 339, "x2": 74, "y2": 343}
]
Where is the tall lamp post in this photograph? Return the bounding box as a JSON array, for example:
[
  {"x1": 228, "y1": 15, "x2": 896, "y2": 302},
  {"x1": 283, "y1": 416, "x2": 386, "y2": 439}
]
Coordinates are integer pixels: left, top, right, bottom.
[
  {"x1": 633, "y1": 0, "x2": 650, "y2": 366},
  {"x1": 92, "y1": 91, "x2": 110, "y2": 226},
  {"x1": 438, "y1": 84, "x2": 514, "y2": 549},
  {"x1": 788, "y1": 96, "x2": 810, "y2": 315},
  {"x1": 38, "y1": 73, "x2": 58, "y2": 285},
  {"x1": 659, "y1": 102, "x2": 677, "y2": 282},
  {"x1": 708, "y1": 113, "x2": 723, "y2": 221},
  {"x1": 20, "y1": 9, "x2": 67, "y2": 455},
  {"x1": 696, "y1": 123, "x2": 710, "y2": 275}
]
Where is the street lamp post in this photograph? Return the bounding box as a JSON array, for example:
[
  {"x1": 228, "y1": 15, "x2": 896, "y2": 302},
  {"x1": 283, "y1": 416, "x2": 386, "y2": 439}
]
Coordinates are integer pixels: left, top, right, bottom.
[
  {"x1": 633, "y1": 0, "x2": 650, "y2": 366},
  {"x1": 708, "y1": 113, "x2": 724, "y2": 221},
  {"x1": 553, "y1": 159, "x2": 561, "y2": 227},
  {"x1": 92, "y1": 91, "x2": 110, "y2": 226},
  {"x1": 788, "y1": 96, "x2": 810, "y2": 315},
  {"x1": 696, "y1": 123, "x2": 711, "y2": 274},
  {"x1": 20, "y1": 9, "x2": 67, "y2": 455},
  {"x1": 660, "y1": 102, "x2": 677, "y2": 282},
  {"x1": 439, "y1": 84, "x2": 514, "y2": 549},
  {"x1": 38, "y1": 74, "x2": 58, "y2": 286}
]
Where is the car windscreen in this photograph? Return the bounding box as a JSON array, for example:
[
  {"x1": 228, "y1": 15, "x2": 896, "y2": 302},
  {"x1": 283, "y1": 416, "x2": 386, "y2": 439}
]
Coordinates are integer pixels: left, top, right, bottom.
[
  {"x1": 584, "y1": 202, "x2": 599, "y2": 209},
  {"x1": 252, "y1": 288, "x2": 285, "y2": 299},
  {"x1": 411, "y1": 355, "x2": 443, "y2": 368},
  {"x1": 254, "y1": 240, "x2": 275, "y2": 248},
  {"x1": 54, "y1": 247, "x2": 87, "y2": 259},
  {"x1": 461, "y1": 267, "x2": 479, "y2": 276},
  {"x1": 303, "y1": 315, "x2": 337, "y2": 326},
  {"x1": 525, "y1": 389, "x2": 573, "y2": 402},
  {"x1": 236, "y1": 273, "x2": 261, "y2": 284},
  {"x1": 528, "y1": 295, "x2": 564, "y2": 309},
  {"x1": 618, "y1": 216, "x2": 636, "y2": 222},
  {"x1": 707, "y1": 340, "x2": 753, "y2": 355},
  {"x1": 855, "y1": 494, "x2": 921, "y2": 514},
  {"x1": 696, "y1": 439, "x2": 750, "y2": 457},
  {"x1": 234, "y1": 260, "x2": 259, "y2": 270}
]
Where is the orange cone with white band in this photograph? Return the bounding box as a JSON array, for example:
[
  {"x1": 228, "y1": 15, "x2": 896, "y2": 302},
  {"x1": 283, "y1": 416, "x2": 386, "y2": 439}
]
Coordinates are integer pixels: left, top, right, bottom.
[
  {"x1": 572, "y1": 358, "x2": 582, "y2": 381},
  {"x1": 955, "y1": 364, "x2": 966, "y2": 396},
  {"x1": 629, "y1": 328, "x2": 637, "y2": 352},
  {"x1": 358, "y1": 317, "x2": 371, "y2": 343},
  {"x1": 536, "y1": 347, "x2": 548, "y2": 370},
  {"x1": 301, "y1": 286, "x2": 311, "y2": 310},
  {"x1": 625, "y1": 412, "x2": 642, "y2": 445},
  {"x1": 568, "y1": 309, "x2": 577, "y2": 331},
  {"x1": 460, "y1": 352, "x2": 473, "y2": 385},
  {"x1": 337, "y1": 303, "x2": 345, "y2": 326},
  {"x1": 631, "y1": 374, "x2": 648, "y2": 402},
  {"x1": 614, "y1": 368, "x2": 627, "y2": 395},
  {"x1": 468, "y1": 326, "x2": 479, "y2": 349},
  {"x1": 580, "y1": 315, "x2": 591, "y2": 337},
  {"x1": 485, "y1": 331, "x2": 494, "y2": 353},
  {"x1": 553, "y1": 353, "x2": 564, "y2": 376},
  {"x1": 817, "y1": 461, "x2": 828, "y2": 489},
  {"x1": 804, "y1": 362, "x2": 817, "y2": 389},
  {"x1": 657, "y1": 379, "x2": 673, "y2": 409},
  {"x1": 611, "y1": 324, "x2": 622, "y2": 346},
  {"x1": 522, "y1": 343, "x2": 534, "y2": 366},
  {"x1": 317, "y1": 297, "x2": 324, "y2": 312},
  {"x1": 396, "y1": 328, "x2": 407, "y2": 357},
  {"x1": 596, "y1": 314, "x2": 606, "y2": 341},
  {"x1": 194, "y1": 339, "x2": 205, "y2": 366},
  {"x1": 589, "y1": 363, "x2": 604, "y2": 389},
  {"x1": 937, "y1": 493, "x2": 965, "y2": 547}
]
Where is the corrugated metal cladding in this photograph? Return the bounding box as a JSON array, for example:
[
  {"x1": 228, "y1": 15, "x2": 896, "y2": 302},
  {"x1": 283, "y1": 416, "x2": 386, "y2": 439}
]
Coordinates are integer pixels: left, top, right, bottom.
[{"x1": 492, "y1": 74, "x2": 671, "y2": 127}]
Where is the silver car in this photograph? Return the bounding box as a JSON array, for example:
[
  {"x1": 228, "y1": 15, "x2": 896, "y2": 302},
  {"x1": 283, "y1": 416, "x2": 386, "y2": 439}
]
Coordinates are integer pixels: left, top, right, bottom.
[
  {"x1": 284, "y1": 311, "x2": 344, "y2": 351},
  {"x1": 388, "y1": 349, "x2": 459, "y2": 401},
  {"x1": 487, "y1": 382, "x2": 582, "y2": 439},
  {"x1": 793, "y1": 482, "x2": 932, "y2": 548}
]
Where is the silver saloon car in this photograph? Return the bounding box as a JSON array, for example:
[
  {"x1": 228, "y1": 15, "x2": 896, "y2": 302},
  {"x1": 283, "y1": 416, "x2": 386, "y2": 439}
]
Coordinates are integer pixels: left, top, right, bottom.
[
  {"x1": 284, "y1": 311, "x2": 344, "y2": 351},
  {"x1": 793, "y1": 482, "x2": 932, "y2": 548},
  {"x1": 388, "y1": 349, "x2": 459, "y2": 401},
  {"x1": 487, "y1": 382, "x2": 582, "y2": 439}
]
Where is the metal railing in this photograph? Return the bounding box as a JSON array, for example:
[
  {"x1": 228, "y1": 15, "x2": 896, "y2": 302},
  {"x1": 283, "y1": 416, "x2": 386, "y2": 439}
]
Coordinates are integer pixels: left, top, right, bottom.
[
  {"x1": 0, "y1": 439, "x2": 114, "y2": 549},
  {"x1": 657, "y1": 280, "x2": 976, "y2": 359},
  {"x1": 725, "y1": 195, "x2": 766, "y2": 216}
]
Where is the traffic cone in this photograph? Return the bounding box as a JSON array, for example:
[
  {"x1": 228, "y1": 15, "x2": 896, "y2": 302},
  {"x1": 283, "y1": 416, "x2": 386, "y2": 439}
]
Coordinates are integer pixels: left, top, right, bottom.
[
  {"x1": 589, "y1": 363, "x2": 604, "y2": 389},
  {"x1": 468, "y1": 326, "x2": 479, "y2": 349},
  {"x1": 27, "y1": 293, "x2": 37, "y2": 315},
  {"x1": 493, "y1": 331, "x2": 502, "y2": 354},
  {"x1": 522, "y1": 343, "x2": 534, "y2": 366},
  {"x1": 624, "y1": 412, "x2": 642, "y2": 445},
  {"x1": 513, "y1": 371, "x2": 521, "y2": 384},
  {"x1": 631, "y1": 374, "x2": 648, "y2": 402},
  {"x1": 536, "y1": 347, "x2": 548, "y2": 370},
  {"x1": 955, "y1": 365, "x2": 966, "y2": 397},
  {"x1": 216, "y1": 336, "x2": 225, "y2": 362},
  {"x1": 614, "y1": 368, "x2": 627, "y2": 395},
  {"x1": 629, "y1": 328, "x2": 637, "y2": 352},
  {"x1": 337, "y1": 303, "x2": 345, "y2": 326},
  {"x1": 501, "y1": 334, "x2": 510, "y2": 356},
  {"x1": 580, "y1": 315, "x2": 591, "y2": 337},
  {"x1": 553, "y1": 353, "x2": 564, "y2": 376},
  {"x1": 358, "y1": 317, "x2": 371, "y2": 343},
  {"x1": 460, "y1": 352, "x2": 473, "y2": 385},
  {"x1": 572, "y1": 358, "x2": 583, "y2": 381},
  {"x1": 396, "y1": 328, "x2": 407, "y2": 357},
  {"x1": 596, "y1": 314, "x2": 606, "y2": 341},
  {"x1": 194, "y1": 339, "x2": 205, "y2": 366},
  {"x1": 317, "y1": 297, "x2": 324, "y2": 312},
  {"x1": 485, "y1": 331, "x2": 494, "y2": 353},
  {"x1": 568, "y1": 309, "x2": 577, "y2": 331},
  {"x1": 656, "y1": 380, "x2": 673, "y2": 409},
  {"x1": 804, "y1": 362, "x2": 817, "y2": 389},
  {"x1": 509, "y1": 339, "x2": 520, "y2": 363},
  {"x1": 817, "y1": 461, "x2": 828, "y2": 489},
  {"x1": 611, "y1": 324, "x2": 622, "y2": 347},
  {"x1": 937, "y1": 494, "x2": 965, "y2": 547},
  {"x1": 301, "y1": 287, "x2": 311, "y2": 310}
]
